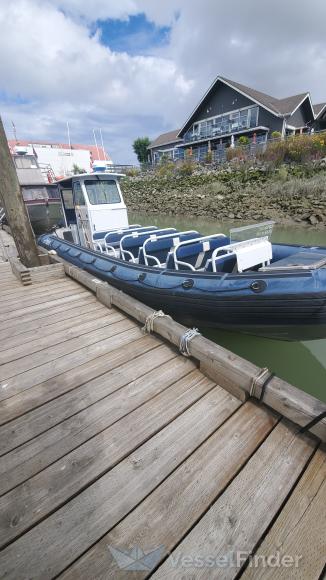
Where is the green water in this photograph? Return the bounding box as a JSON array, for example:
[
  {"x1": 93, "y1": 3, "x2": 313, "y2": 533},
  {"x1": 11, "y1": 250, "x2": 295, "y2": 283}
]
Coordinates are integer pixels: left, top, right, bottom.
[{"x1": 130, "y1": 211, "x2": 326, "y2": 402}]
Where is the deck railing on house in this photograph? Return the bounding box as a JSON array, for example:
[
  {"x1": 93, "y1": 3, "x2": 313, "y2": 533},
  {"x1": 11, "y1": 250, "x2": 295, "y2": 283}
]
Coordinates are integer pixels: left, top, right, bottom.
[{"x1": 151, "y1": 129, "x2": 326, "y2": 167}]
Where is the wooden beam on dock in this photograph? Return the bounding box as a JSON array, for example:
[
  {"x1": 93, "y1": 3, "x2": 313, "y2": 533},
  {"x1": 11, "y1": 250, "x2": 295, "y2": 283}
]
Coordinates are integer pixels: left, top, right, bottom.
[{"x1": 0, "y1": 117, "x2": 40, "y2": 267}]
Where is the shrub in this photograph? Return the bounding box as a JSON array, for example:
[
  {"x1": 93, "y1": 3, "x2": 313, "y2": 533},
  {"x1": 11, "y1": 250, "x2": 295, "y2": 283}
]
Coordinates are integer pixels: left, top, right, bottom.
[
  {"x1": 156, "y1": 161, "x2": 175, "y2": 178},
  {"x1": 260, "y1": 140, "x2": 287, "y2": 164},
  {"x1": 125, "y1": 167, "x2": 140, "y2": 177},
  {"x1": 276, "y1": 165, "x2": 288, "y2": 181},
  {"x1": 226, "y1": 146, "x2": 247, "y2": 161},
  {"x1": 205, "y1": 150, "x2": 213, "y2": 163},
  {"x1": 271, "y1": 131, "x2": 282, "y2": 139},
  {"x1": 238, "y1": 135, "x2": 250, "y2": 145},
  {"x1": 176, "y1": 159, "x2": 195, "y2": 176}
]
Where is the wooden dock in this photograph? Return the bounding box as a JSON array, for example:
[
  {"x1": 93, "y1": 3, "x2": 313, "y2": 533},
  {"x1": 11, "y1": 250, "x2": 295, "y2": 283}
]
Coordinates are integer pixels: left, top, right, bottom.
[{"x1": 0, "y1": 247, "x2": 325, "y2": 579}]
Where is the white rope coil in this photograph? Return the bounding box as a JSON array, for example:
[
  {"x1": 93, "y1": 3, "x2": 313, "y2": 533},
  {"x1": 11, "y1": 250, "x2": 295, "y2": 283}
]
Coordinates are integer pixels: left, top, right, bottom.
[
  {"x1": 142, "y1": 310, "x2": 167, "y2": 334},
  {"x1": 179, "y1": 328, "x2": 201, "y2": 357}
]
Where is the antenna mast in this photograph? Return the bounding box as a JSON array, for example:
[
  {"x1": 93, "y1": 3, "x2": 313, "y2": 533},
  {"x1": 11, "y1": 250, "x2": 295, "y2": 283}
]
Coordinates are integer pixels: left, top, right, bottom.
[
  {"x1": 11, "y1": 121, "x2": 17, "y2": 143},
  {"x1": 93, "y1": 129, "x2": 100, "y2": 159},
  {"x1": 67, "y1": 121, "x2": 71, "y2": 149},
  {"x1": 99, "y1": 128, "x2": 105, "y2": 160}
]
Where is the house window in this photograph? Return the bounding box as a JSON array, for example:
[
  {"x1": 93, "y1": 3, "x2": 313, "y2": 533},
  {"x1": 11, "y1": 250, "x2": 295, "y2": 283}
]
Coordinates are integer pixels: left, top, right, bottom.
[
  {"x1": 249, "y1": 107, "x2": 259, "y2": 127},
  {"x1": 185, "y1": 105, "x2": 260, "y2": 142},
  {"x1": 193, "y1": 123, "x2": 200, "y2": 136}
]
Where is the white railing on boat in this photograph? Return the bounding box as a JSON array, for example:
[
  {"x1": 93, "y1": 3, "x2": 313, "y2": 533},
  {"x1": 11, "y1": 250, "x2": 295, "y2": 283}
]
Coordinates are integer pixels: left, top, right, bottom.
[
  {"x1": 172, "y1": 234, "x2": 227, "y2": 271},
  {"x1": 211, "y1": 238, "x2": 272, "y2": 273}
]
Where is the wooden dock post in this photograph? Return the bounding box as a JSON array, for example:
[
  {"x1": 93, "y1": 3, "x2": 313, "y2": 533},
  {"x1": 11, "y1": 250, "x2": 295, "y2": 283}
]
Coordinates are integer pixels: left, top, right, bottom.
[{"x1": 0, "y1": 117, "x2": 40, "y2": 267}]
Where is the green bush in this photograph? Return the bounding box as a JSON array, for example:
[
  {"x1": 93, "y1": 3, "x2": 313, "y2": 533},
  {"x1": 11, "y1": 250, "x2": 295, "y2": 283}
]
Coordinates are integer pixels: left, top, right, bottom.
[
  {"x1": 205, "y1": 150, "x2": 213, "y2": 163},
  {"x1": 176, "y1": 160, "x2": 195, "y2": 176},
  {"x1": 125, "y1": 167, "x2": 140, "y2": 177},
  {"x1": 156, "y1": 161, "x2": 175, "y2": 178},
  {"x1": 226, "y1": 146, "x2": 247, "y2": 161},
  {"x1": 238, "y1": 135, "x2": 250, "y2": 145},
  {"x1": 271, "y1": 131, "x2": 282, "y2": 139}
]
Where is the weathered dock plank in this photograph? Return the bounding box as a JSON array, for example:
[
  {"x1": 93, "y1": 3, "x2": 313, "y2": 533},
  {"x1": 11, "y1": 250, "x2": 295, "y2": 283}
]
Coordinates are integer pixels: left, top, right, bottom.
[
  {"x1": 0, "y1": 310, "x2": 125, "y2": 365},
  {"x1": 0, "y1": 258, "x2": 324, "y2": 580},
  {"x1": 241, "y1": 445, "x2": 326, "y2": 580},
  {"x1": 0, "y1": 296, "x2": 101, "y2": 340},
  {"x1": 0, "y1": 344, "x2": 177, "y2": 454},
  {"x1": 0, "y1": 334, "x2": 160, "y2": 425},
  {"x1": 0, "y1": 387, "x2": 238, "y2": 577},
  {"x1": 61, "y1": 401, "x2": 277, "y2": 580},
  {"x1": 151, "y1": 422, "x2": 317, "y2": 579}
]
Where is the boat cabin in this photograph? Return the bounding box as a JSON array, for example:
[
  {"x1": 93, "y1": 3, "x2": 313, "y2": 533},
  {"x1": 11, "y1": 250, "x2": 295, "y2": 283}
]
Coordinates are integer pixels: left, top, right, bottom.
[{"x1": 57, "y1": 172, "x2": 129, "y2": 247}]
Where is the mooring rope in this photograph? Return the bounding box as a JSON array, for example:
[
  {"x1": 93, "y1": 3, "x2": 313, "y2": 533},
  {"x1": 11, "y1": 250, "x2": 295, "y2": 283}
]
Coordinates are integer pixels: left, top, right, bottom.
[
  {"x1": 142, "y1": 310, "x2": 168, "y2": 334},
  {"x1": 250, "y1": 367, "x2": 272, "y2": 399},
  {"x1": 179, "y1": 328, "x2": 201, "y2": 357}
]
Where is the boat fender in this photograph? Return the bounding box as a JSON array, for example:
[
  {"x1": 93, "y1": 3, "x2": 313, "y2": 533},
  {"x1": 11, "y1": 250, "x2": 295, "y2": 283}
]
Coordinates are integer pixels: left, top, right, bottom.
[{"x1": 250, "y1": 280, "x2": 267, "y2": 293}]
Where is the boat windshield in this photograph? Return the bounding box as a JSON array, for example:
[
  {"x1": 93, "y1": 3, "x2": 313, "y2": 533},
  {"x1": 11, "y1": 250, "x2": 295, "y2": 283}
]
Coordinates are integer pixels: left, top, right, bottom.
[{"x1": 85, "y1": 179, "x2": 121, "y2": 205}]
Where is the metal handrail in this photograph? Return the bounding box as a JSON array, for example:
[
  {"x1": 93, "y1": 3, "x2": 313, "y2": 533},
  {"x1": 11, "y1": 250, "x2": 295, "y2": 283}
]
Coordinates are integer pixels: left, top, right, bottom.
[
  {"x1": 210, "y1": 238, "x2": 271, "y2": 273},
  {"x1": 120, "y1": 228, "x2": 173, "y2": 262},
  {"x1": 172, "y1": 233, "x2": 227, "y2": 271},
  {"x1": 142, "y1": 230, "x2": 199, "y2": 267}
]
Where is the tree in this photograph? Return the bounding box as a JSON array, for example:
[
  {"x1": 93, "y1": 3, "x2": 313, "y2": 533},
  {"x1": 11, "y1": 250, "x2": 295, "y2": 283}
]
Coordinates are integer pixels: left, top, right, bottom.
[
  {"x1": 72, "y1": 164, "x2": 86, "y2": 174},
  {"x1": 133, "y1": 137, "x2": 150, "y2": 163}
]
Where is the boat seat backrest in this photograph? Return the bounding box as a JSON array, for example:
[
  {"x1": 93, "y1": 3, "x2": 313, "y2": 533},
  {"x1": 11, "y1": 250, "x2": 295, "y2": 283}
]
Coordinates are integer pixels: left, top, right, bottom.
[
  {"x1": 104, "y1": 226, "x2": 156, "y2": 246},
  {"x1": 93, "y1": 224, "x2": 142, "y2": 242},
  {"x1": 139, "y1": 231, "x2": 200, "y2": 266},
  {"x1": 205, "y1": 254, "x2": 237, "y2": 273},
  {"x1": 166, "y1": 236, "x2": 230, "y2": 270},
  {"x1": 121, "y1": 228, "x2": 178, "y2": 261}
]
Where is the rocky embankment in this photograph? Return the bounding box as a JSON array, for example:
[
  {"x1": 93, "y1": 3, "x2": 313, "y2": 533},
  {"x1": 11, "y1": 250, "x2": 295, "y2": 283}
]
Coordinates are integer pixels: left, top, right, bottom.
[{"x1": 122, "y1": 164, "x2": 326, "y2": 226}]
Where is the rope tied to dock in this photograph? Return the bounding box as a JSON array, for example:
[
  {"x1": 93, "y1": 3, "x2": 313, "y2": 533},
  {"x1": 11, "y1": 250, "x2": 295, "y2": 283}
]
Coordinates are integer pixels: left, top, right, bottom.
[
  {"x1": 250, "y1": 368, "x2": 275, "y2": 400},
  {"x1": 179, "y1": 328, "x2": 201, "y2": 357},
  {"x1": 142, "y1": 310, "x2": 169, "y2": 334}
]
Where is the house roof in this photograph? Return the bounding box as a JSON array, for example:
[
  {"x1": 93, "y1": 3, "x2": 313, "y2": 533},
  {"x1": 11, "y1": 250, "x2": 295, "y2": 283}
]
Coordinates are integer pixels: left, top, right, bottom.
[
  {"x1": 274, "y1": 93, "x2": 310, "y2": 115},
  {"x1": 221, "y1": 78, "x2": 309, "y2": 116},
  {"x1": 177, "y1": 76, "x2": 316, "y2": 137},
  {"x1": 148, "y1": 129, "x2": 182, "y2": 149},
  {"x1": 150, "y1": 76, "x2": 322, "y2": 149},
  {"x1": 313, "y1": 102, "x2": 326, "y2": 118},
  {"x1": 220, "y1": 77, "x2": 282, "y2": 115}
]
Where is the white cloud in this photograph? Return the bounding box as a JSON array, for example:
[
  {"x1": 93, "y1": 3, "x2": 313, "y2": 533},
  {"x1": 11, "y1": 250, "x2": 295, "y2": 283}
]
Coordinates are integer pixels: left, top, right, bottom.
[
  {"x1": 47, "y1": 0, "x2": 181, "y2": 25},
  {"x1": 0, "y1": 0, "x2": 326, "y2": 163},
  {"x1": 0, "y1": 0, "x2": 192, "y2": 162}
]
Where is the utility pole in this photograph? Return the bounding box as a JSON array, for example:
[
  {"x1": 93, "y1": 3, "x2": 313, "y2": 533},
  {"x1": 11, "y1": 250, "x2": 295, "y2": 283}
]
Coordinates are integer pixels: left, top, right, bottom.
[{"x1": 0, "y1": 117, "x2": 40, "y2": 267}]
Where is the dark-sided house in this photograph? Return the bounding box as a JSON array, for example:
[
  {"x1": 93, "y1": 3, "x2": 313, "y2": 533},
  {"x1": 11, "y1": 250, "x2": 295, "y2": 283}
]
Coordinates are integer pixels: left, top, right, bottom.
[
  {"x1": 314, "y1": 103, "x2": 326, "y2": 132},
  {"x1": 148, "y1": 76, "x2": 323, "y2": 164}
]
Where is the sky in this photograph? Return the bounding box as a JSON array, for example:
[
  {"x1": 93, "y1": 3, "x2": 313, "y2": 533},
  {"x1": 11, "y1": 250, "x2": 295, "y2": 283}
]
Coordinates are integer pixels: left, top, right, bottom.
[{"x1": 0, "y1": 0, "x2": 325, "y2": 164}]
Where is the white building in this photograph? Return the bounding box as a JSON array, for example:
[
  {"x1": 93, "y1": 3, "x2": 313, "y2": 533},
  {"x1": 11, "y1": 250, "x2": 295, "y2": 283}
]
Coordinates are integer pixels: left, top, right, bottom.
[{"x1": 8, "y1": 140, "x2": 112, "y2": 178}]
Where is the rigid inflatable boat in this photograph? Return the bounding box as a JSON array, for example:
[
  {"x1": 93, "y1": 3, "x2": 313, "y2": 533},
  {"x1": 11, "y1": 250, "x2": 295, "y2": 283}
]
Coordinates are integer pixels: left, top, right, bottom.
[{"x1": 38, "y1": 172, "x2": 326, "y2": 340}]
